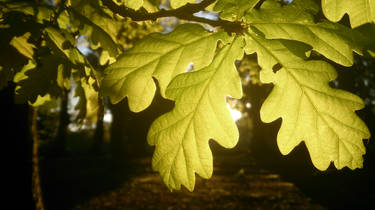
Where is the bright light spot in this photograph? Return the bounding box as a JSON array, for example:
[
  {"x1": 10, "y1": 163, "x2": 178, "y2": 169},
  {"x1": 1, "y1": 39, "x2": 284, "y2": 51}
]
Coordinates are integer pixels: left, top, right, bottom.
[
  {"x1": 246, "y1": 102, "x2": 251, "y2": 109},
  {"x1": 244, "y1": 74, "x2": 251, "y2": 83},
  {"x1": 193, "y1": 11, "x2": 218, "y2": 21},
  {"x1": 104, "y1": 110, "x2": 113, "y2": 123},
  {"x1": 283, "y1": 0, "x2": 293, "y2": 3},
  {"x1": 185, "y1": 62, "x2": 194, "y2": 72},
  {"x1": 68, "y1": 124, "x2": 79, "y2": 132},
  {"x1": 227, "y1": 104, "x2": 242, "y2": 122},
  {"x1": 77, "y1": 35, "x2": 92, "y2": 55}
]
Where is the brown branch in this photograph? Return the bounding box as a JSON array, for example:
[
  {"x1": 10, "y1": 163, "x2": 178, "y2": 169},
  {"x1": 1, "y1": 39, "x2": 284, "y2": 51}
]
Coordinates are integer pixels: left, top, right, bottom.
[{"x1": 101, "y1": 0, "x2": 246, "y2": 34}]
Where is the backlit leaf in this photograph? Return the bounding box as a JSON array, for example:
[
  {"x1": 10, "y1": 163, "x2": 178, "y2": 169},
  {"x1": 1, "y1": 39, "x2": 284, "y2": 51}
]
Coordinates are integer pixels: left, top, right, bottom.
[
  {"x1": 44, "y1": 27, "x2": 86, "y2": 67},
  {"x1": 244, "y1": 0, "x2": 362, "y2": 66},
  {"x1": 14, "y1": 55, "x2": 63, "y2": 104},
  {"x1": 102, "y1": 24, "x2": 229, "y2": 112},
  {"x1": 214, "y1": 0, "x2": 259, "y2": 21},
  {"x1": 147, "y1": 37, "x2": 244, "y2": 191},
  {"x1": 244, "y1": 30, "x2": 370, "y2": 170},
  {"x1": 322, "y1": 0, "x2": 375, "y2": 28},
  {"x1": 1, "y1": 2, "x2": 54, "y2": 23},
  {"x1": 125, "y1": 0, "x2": 144, "y2": 10},
  {"x1": 170, "y1": 0, "x2": 196, "y2": 9},
  {"x1": 74, "y1": 77, "x2": 99, "y2": 122},
  {"x1": 9, "y1": 32, "x2": 35, "y2": 59},
  {"x1": 69, "y1": 0, "x2": 121, "y2": 62}
]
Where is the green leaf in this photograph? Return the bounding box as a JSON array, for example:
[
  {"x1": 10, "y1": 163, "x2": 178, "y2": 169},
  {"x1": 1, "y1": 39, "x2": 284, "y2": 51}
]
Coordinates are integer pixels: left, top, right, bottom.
[
  {"x1": 289, "y1": 0, "x2": 320, "y2": 15},
  {"x1": 29, "y1": 94, "x2": 53, "y2": 107},
  {"x1": 9, "y1": 32, "x2": 35, "y2": 59},
  {"x1": 147, "y1": 37, "x2": 244, "y2": 191},
  {"x1": 14, "y1": 55, "x2": 63, "y2": 104},
  {"x1": 69, "y1": 1, "x2": 121, "y2": 61},
  {"x1": 57, "y1": 64, "x2": 71, "y2": 90},
  {"x1": 244, "y1": 0, "x2": 362, "y2": 66},
  {"x1": 44, "y1": 27, "x2": 85, "y2": 66},
  {"x1": 112, "y1": 0, "x2": 144, "y2": 10},
  {"x1": 13, "y1": 60, "x2": 35, "y2": 83},
  {"x1": 0, "y1": 38, "x2": 29, "y2": 90},
  {"x1": 2, "y1": 2, "x2": 54, "y2": 23},
  {"x1": 244, "y1": 30, "x2": 370, "y2": 170},
  {"x1": 125, "y1": 0, "x2": 144, "y2": 10},
  {"x1": 170, "y1": 0, "x2": 196, "y2": 9},
  {"x1": 102, "y1": 24, "x2": 229, "y2": 112},
  {"x1": 353, "y1": 24, "x2": 375, "y2": 57},
  {"x1": 74, "y1": 77, "x2": 99, "y2": 122},
  {"x1": 214, "y1": 0, "x2": 259, "y2": 21},
  {"x1": 322, "y1": 0, "x2": 375, "y2": 28}
]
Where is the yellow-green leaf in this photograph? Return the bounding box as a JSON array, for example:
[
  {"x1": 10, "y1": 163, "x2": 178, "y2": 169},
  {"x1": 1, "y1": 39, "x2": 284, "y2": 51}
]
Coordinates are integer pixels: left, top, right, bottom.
[
  {"x1": 69, "y1": 1, "x2": 121, "y2": 62},
  {"x1": 14, "y1": 55, "x2": 62, "y2": 104},
  {"x1": 214, "y1": 0, "x2": 259, "y2": 21},
  {"x1": 244, "y1": 0, "x2": 362, "y2": 66},
  {"x1": 170, "y1": 0, "x2": 196, "y2": 9},
  {"x1": 125, "y1": 0, "x2": 144, "y2": 10},
  {"x1": 2, "y1": 2, "x2": 54, "y2": 23},
  {"x1": 245, "y1": 30, "x2": 370, "y2": 170},
  {"x1": 322, "y1": 0, "x2": 375, "y2": 28},
  {"x1": 102, "y1": 24, "x2": 229, "y2": 112},
  {"x1": 74, "y1": 77, "x2": 99, "y2": 122},
  {"x1": 13, "y1": 60, "x2": 35, "y2": 83},
  {"x1": 10, "y1": 32, "x2": 35, "y2": 59},
  {"x1": 147, "y1": 37, "x2": 244, "y2": 191}
]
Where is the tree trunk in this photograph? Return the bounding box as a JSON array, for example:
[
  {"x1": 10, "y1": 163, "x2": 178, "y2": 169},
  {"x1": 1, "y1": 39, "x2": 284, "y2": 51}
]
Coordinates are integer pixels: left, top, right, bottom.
[
  {"x1": 1, "y1": 84, "x2": 34, "y2": 209},
  {"x1": 91, "y1": 94, "x2": 104, "y2": 154},
  {"x1": 109, "y1": 99, "x2": 130, "y2": 164},
  {"x1": 56, "y1": 88, "x2": 69, "y2": 155},
  {"x1": 30, "y1": 108, "x2": 45, "y2": 210},
  {"x1": 108, "y1": 93, "x2": 174, "y2": 164}
]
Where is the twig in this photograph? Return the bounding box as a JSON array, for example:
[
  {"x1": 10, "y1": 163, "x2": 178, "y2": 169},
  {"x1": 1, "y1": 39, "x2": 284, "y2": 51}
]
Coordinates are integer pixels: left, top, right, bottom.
[{"x1": 101, "y1": 0, "x2": 246, "y2": 34}]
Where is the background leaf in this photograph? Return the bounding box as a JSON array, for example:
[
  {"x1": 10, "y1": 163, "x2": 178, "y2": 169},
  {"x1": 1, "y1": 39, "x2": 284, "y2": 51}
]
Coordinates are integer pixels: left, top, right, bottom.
[
  {"x1": 170, "y1": 0, "x2": 196, "y2": 9},
  {"x1": 14, "y1": 55, "x2": 64, "y2": 104},
  {"x1": 125, "y1": 0, "x2": 144, "y2": 10},
  {"x1": 213, "y1": 0, "x2": 260, "y2": 21},
  {"x1": 322, "y1": 0, "x2": 375, "y2": 28},
  {"x1": 9, "y1": 32, "x2": 35, "y2": 59}
]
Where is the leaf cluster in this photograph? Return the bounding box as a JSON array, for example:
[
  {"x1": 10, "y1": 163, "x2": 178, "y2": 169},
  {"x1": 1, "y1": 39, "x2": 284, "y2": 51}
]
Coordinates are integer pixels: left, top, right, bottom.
[{"x1": 1, "y1": 0, "x2": 374, "y2": 191}]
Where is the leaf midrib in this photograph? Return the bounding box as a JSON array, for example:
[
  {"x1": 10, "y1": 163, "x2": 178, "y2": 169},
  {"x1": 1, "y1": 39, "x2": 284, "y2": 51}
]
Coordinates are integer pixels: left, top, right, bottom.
[{"x1": 153, "y1": 41, "x2": 238, "y2": 187}]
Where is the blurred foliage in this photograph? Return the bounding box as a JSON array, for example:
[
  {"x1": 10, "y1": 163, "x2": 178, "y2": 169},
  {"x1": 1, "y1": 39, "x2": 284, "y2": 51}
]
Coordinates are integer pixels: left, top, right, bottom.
[{"x1": 0, "y1": 0, "x2": 162, "y2": 125}]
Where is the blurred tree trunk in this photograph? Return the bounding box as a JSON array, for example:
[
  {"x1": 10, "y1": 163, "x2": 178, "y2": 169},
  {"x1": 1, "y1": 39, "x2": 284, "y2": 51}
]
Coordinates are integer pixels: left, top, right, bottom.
[
  {"x1": 30, "y1": 107, "x2": 45, "y2": 210},
  {"x1": 108, "y1": 94, "x2": 174, "y2": 164},
  {"x1": 56, "y1": 88, "x2": 69, "y2": 154},
  {"x1": 246, "y1": 83, "x2": 279, "y2": 159},
  {"x1": 1, "y1": 83, "x2": 34, "y2": 209},
  {"x1": 240, "y1": 55, "x2": 280, "y2": 162},
  {"x1": 109, "y1": 99, "x2": 130, "y2": 164},
  {"x1": 91, "y1": 94, "x2": 104, "y2": 154}
]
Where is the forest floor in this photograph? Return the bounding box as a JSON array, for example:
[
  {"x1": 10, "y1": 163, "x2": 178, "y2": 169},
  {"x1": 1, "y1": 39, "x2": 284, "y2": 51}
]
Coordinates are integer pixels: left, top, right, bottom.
[
  {"x1": 41, "y1": 151, "x2": 328, "y2": 210},
  {"x1": 39, "y1": 138, "x2": 375, "y2": 210},
  {"x1": 74, "y1": 155, "x2": 325, "y2": 210}
]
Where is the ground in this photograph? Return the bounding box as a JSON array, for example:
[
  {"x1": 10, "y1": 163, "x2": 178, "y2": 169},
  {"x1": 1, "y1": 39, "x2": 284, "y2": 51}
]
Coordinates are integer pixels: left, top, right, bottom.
[
  {"x1": 41, "y1": 151, "x2": 329, "y2": 210},
  {"x1": 38, "y1": 135, "x2": 375, "y2": 210},
  {"x1": 74, "y1": 157, "x2": 324, "y2": 210}
]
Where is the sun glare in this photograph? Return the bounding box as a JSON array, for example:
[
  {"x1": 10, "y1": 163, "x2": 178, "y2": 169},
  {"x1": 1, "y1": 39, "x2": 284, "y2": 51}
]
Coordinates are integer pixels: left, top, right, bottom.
[{"x1": 227, "y1": 104, "x2": 242, "y2": 122}]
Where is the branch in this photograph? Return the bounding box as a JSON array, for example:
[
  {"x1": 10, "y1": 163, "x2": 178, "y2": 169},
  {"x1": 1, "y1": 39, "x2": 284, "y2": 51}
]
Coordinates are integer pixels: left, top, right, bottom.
[{"x1": 101, "y1": 0, "x2": 245, "y2": 34}]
